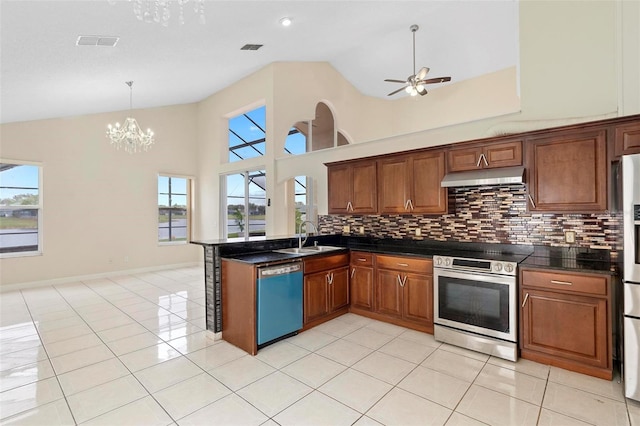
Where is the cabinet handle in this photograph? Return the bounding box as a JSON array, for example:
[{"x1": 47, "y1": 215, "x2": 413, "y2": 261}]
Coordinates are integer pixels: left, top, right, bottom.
[
  {"x1": 397, "y1": 263, "x2": 409, "y2": 267},
  {"x1": 351, "y1": 268, "x2": 356, "y2": 278},
  {"x1": 357, "y1": 258, "x2": 367, "y2": 262},
  {"x1": 408, "y1": 199, "x2": 414, "y2": 211},
  {"x1": 550, "y1": 280, "x2": 573, "y2": 286},
  {"x1": 522, "y1": 293, "x2": 529, "y2": 308},
  {"x1": 476, "y1": 155, "x2": 483, "y2": 168},
  {"x1": 528, "y1": 194, "x2": 536, "y2": 209},
  {"x1": 482, "y1": 153, "x2": 489, "y2": 167},
  {"x1": 327, "y1": 273, "x2": 334, "y2": 285},
  {"x1": 346, "y1": 201, "x2": 353, "y2": 212},
  {"x1": 404, "y1": 200, "x2": 410, "y2": 210},
  {"x1": 396, "y1": 274, "x2": 402, "y2": 286},
  {"x1": 401, "y1": 276, "x2": 407, "y2": 287}
]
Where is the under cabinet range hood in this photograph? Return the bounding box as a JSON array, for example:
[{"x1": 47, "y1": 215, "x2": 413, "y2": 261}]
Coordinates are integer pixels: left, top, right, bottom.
[{"x1": 441, "y1": 166, "x2": 525, "y2": 188}]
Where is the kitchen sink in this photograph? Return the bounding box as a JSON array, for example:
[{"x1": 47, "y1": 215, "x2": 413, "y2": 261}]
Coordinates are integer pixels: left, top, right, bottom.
[{"x1": 274, "y1": 246, "x2": 343, "y2": 255}]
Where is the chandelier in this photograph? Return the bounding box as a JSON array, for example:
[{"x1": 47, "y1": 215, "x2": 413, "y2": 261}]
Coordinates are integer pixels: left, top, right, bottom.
[
  {"x1": 106, "y1": 81, "x2": 155, "y2": 154},
  {"x1": 126, "y1": 0, "x2": 206, "y2": 26}
]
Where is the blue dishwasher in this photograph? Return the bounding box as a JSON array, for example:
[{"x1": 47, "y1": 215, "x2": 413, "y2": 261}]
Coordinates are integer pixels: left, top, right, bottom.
[{"x1": 256, "y1": 261, "x2": 303, "y2": 346}]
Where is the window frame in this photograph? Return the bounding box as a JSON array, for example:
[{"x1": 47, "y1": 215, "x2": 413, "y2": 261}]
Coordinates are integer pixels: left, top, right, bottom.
[
  {"x1": 0, "y1": 160, "x2": 43, "y2": 258},
  {"x1": 157, "y1": 174, "x2": 192, "y2": 246}
]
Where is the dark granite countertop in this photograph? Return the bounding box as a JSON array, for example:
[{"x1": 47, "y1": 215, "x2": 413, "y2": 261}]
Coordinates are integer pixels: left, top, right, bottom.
[
  {"x1": 519, "y1": 246, "x2": 617, "y2": 275},
  {"x1": 194, "y1": 234, "x2": 618, "y2": 275}
]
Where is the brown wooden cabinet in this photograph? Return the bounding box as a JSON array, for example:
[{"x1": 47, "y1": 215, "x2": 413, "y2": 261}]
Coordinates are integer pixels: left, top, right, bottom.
[
  {"x1": 303, "y1": 252, "x2": 349, "y2": 328},
  {"x1": 614, "y1": 121, "x2": 640, "y2": 156},
  {"x1": 221, "y1": 259, "x2": 258, "y2": 355},
  {"x1": 378, "y1": 150, "x2": 447, "y2": 215},
  {"x1": 373, "y1": 254, "x2": 433, "y2": 332},
  {"x1": 447, "y1": 140, "x2": 523, "y2": 172},
  {"x1": 327, "y1": 160, "x2": 377, "y2": 214},
  {"x1": 349, "y1": 252, "x2": 374, "y2": 311},
  {"x1": 525, "y1": 129, "x2": 608, "y2": 212},
  {"x1": 519, "y1": 268, "x2": 612, "y2": 380}
]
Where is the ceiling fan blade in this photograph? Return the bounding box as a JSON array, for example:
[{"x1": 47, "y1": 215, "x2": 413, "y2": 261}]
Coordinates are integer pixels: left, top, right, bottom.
[
  {"x1": 387, "y1": 86, "x2": 409, "y2": 96},
  {"x1": 384, "y1": 79, "x2": 409, "y2": 83},
  {"x1": 420, "y1": 76, "x2": 452, "y2": 85},
  {"x1": 416, "y1": 67, "x2": 429, "y2": 80}
]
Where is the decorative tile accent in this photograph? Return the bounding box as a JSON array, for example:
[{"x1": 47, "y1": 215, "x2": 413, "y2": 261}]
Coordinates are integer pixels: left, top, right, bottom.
[{"x1": 319, "y1": 184, "x2": 622, "y2": 251}]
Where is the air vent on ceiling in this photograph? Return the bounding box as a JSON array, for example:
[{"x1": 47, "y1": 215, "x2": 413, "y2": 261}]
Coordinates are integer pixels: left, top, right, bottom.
[
  {"x1": 240, "y1": 44, "x2": 263, "y2": 51},
  {"x1": 76, "y1": 36, "x2": 119, "y2": 47}
]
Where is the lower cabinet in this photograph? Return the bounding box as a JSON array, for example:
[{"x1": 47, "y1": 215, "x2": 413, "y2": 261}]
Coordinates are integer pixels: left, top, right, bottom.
[
  {"x1": 372, "y1": 254, "x2": 434, "y2": 332},
  {"x1": 519, "y1": 268, "x2": 612, "y2": 379},
  {"x1": 349, "y1": 252, "x2": 375, "y2": 311},
  {"x1": 303, "y1": 253, "x2": 349, "y2": 328}
]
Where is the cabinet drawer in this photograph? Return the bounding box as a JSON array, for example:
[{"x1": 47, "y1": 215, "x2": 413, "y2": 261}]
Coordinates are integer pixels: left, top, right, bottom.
[
  {"x1": 304, "y1": 253, "x2": 349, "y2": 275},
  {"x1": 521, "y1": 269, "x2": 608, "y2": 296},
  {"x1": 376, "y1": 254, "x2": 432, "y2": 274},
  {"x1": 350, "y1": 252, "x2": 374, "y2": 267}
]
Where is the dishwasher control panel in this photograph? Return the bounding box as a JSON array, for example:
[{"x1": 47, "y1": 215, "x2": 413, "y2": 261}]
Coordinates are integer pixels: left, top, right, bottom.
[{"x1": 258, "y1": 262, "x2": 302, "y2": 277}]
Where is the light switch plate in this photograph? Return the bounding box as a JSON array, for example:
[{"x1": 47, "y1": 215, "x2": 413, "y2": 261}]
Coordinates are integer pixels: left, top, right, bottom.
[
  {"x1": 342, "y1": 225, "x2": 350, "y2": 233},
  {"x1": 415, "y1": 228, "x2": 422, "y2": 237}
]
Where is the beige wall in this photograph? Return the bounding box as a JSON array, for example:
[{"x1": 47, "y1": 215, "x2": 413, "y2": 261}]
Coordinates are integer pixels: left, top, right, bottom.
[{"x1": 1, "y1": 104, "x2": 201, "y2": 286}]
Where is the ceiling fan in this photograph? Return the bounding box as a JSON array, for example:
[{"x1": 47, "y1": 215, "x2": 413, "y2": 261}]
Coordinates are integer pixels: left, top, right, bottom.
[{"x1": 385, "y1": 24, "x2": 452, "y2": 97}]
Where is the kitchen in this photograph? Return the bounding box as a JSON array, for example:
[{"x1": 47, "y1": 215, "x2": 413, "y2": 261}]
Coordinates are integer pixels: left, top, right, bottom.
[{"x1": 1, "y1": 0, "x2": 640, "y2": 425}]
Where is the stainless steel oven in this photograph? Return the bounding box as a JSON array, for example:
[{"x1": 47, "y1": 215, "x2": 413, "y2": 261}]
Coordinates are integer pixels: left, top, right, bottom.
[{"x1": 433, "y1": 255, "x2": 518, "y2": 361}]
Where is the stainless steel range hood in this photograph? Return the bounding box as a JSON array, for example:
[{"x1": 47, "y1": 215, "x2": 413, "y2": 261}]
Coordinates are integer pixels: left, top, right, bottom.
[{"x1": 441, "y1": 166, "x2": 525, "y2": 188}]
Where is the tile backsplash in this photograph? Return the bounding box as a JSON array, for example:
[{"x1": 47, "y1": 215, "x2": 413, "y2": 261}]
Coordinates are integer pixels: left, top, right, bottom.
[{"x1": 318, "y1": 184, "x2": 622, "y2": 251}]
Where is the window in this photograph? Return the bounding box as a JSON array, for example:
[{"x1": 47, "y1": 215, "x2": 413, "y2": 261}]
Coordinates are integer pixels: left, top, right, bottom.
[
  {"x1": 224, "y1": 170, "x2": 266, "y2": 238},
  {"x1": 158, "y1": 175, "x2": 190, "y2": 243},
  {"x1": 0, "y1": 162, "x2": 41, "y2": 255},
  {"x1": 228, "y1": 106, "x2": 266, "y2": 162},
  {"x1": 294, "y1": 175, "x2": 316, "y2": 229},
  {"x1": 284, "y1": 102, "x2": 349, "y2": 155}
]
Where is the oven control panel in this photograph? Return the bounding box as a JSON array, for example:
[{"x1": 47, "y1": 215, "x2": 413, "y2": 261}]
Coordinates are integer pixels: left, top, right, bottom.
[{"x1": 433, "y1": 255, "x2": 517, "y2": 276}]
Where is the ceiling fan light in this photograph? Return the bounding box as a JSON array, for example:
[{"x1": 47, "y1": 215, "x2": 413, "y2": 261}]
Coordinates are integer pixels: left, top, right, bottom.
[
  {"x1": 410, "y1": 88, "x2": 418, "y2": 97},
  {"x1": 416, "y1": 83, "x2": 425, "y2": 92},
  {"x1": 405, "y1": 86, "x2": 413, "y2": 94}
]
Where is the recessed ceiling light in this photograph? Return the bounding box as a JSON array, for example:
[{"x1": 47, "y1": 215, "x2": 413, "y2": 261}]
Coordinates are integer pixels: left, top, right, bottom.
[{"x1": 279, "y1": 17, "x2": 293, "y2": 27}]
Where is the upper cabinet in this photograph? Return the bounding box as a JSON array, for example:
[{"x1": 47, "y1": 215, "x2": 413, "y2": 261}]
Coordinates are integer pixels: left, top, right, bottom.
[
  {"x1": 447, "y1": 140, "x2": 523, "y2": 172},
  {"x1": 614, "y1": 121, "x2": 640, "y2": 157},
  {"x1": 378, "y1": 150, "x2": 447, "y2": 215},
  {"x1": 327, "y1": 160, "x2": 377, "y2": 214},
  {"x1": 526, "y1": 128, "x2": 608, "y2": 212}
]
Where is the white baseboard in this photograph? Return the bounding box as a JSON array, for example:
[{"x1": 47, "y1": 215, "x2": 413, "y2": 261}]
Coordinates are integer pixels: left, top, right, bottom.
[{"x1": 0, "y1": 262, "x2": 203, "y2": 293}]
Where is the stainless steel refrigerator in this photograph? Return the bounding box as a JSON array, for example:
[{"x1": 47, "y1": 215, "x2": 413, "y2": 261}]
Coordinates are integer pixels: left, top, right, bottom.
[{"x1": 623, "y1": 153, "x2": 640, "y2": 401}]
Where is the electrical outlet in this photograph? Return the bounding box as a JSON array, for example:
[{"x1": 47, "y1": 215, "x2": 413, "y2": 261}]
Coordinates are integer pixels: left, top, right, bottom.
[
  {"x1": 564, "y1": 230, "x2": 576, "y2": 244},
  {"x1": 415, "y1": 228, "x2": 422, "y2": 237},
  {"x1": 342, "y1": 225, "x2": 350, "y2": 233},
  {"x1": 359, "y1": 226, "x2": 364, "y2": 234}
]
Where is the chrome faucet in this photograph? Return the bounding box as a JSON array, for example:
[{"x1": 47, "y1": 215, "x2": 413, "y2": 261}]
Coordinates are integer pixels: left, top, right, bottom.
[{"x1": 298, "y1": 220, "x2": 318, "y2": 249}]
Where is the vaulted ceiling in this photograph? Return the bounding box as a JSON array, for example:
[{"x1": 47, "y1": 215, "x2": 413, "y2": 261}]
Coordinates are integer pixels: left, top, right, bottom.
[{"x1": 0, "y1": 1, "x2": 518, "y2": 124}]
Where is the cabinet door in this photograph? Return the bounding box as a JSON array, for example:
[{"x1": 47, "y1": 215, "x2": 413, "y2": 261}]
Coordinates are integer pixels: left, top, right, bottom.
[
  {"x1": 378, "y1": 156, "x2": 411, "y2": 214},
  {"x1": 521, "y1": 288, "x2": 608, "y2": 368},
  {"x1": 411, "y1": 151, "x2": 447, "y2": 214},
  {"x1": 304, "y1": 272, "x2": 329, "y2": 324},
  {"x1": 615, "y1": 121, "x2": 640, "y2": 156},
  {"x1": 329, "y1": 267, "x2": 350, "y2": 312},
  {"x1": 483, "y1": 140, "x2": 522, "y2": 169},
  {"x1": 350, "y1": 266, "x2": 374, "y2": 310},
  {"x1": 402, "y1": 273, "x2": 433, "y2": 325},
  {"x1": 447, "y1": 146, "x2": 483, "y2": 172},
  {"x1": 327, "y1": 164, "x2": 352, "y2": 214},
  {"x1": 375, "y1": 269, "x2": 402, "y2": 317},
  {"x1": 526, "y1": 129, "x2": 607, "y2": 212},
  {"x1": 351, "y1": 162, "x2": 378, "y2": 214}
]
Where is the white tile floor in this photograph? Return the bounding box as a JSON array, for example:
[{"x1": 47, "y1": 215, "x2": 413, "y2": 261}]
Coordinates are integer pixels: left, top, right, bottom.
[{"x1": 1, "y1": 266, "x2": 639, "y2": 425}]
